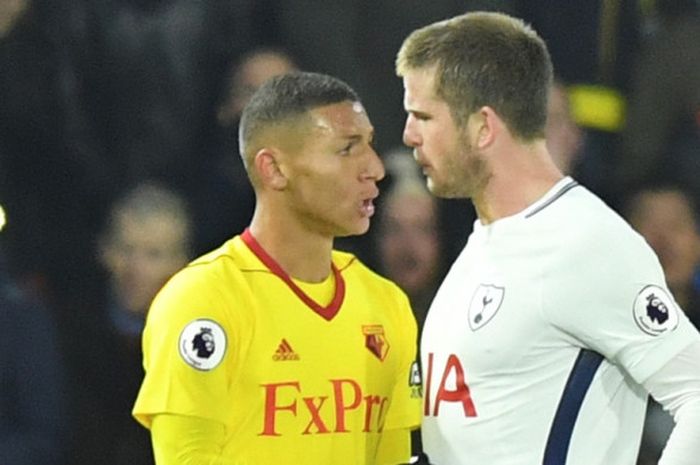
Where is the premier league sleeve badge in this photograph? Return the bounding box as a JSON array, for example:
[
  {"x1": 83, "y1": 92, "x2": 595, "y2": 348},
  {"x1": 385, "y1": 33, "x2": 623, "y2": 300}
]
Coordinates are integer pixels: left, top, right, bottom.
[
  {"x1": 632, "y1": 285, "x2": 680, "y2": 336},
  {"x1": 179, "y1": 318, "x2": 227, "y2": 370}
]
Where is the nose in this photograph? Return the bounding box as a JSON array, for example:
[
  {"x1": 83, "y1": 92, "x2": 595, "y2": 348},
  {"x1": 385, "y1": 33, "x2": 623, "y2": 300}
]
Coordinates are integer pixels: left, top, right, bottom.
[
  {"x1": 402, "y1": 115, "x2": 421, "y2": 148},
  {"x1": 362, "y1": 145, "x2": 385, "y2": 182}
]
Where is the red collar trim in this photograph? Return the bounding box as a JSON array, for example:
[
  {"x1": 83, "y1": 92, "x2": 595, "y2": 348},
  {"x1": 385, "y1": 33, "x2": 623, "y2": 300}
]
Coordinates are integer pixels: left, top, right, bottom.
[{"x1": 241, "y1": 228, "x2": 345, "y2": 321}]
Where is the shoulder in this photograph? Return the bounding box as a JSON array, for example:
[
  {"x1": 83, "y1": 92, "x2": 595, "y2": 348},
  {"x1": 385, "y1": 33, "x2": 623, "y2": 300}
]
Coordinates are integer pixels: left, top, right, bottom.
[
  {"x1": 167, "y1": 236, "x2": 251, "y2": 292},
  {"x1": 148, "y1": 237, "x2": 253, "y2": 323},
  {"x1": 547, "y1": 185, "x2": 659, "y2": 271}
]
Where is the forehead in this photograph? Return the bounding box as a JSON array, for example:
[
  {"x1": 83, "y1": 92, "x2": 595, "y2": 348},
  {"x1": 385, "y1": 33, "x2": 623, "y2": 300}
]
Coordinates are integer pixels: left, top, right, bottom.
[
  {"x1": 306, "y1": 101, "x2": 373, "y2": 137},
  {"x1": 112, "y1": 211, "x2": 187, "y2": 245},
  {"x1": 402, "y1": 67, "x2": 440, "y2": 106}
]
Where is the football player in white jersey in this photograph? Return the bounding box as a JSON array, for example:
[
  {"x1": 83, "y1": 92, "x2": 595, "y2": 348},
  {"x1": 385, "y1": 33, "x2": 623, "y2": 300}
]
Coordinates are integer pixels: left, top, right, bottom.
[{"x1": 395, "y1": 11, "x2": 700, "y2": 465}]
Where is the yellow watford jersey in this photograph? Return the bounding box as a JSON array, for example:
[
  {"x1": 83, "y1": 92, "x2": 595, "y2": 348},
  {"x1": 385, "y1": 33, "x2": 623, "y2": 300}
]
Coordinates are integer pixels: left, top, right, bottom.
[{"x1": 133, "y1": 229, "x2": 421, "y2": 465}]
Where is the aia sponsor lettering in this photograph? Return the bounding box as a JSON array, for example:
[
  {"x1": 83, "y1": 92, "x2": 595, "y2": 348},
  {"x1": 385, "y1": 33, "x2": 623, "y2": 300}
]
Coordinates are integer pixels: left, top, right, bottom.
[
  {"x1": 259, "y1": 379, "x2": 390, "y2": 436},
  {"x1": 424, "y1": 352, "x2": 477, "y2": 417}
]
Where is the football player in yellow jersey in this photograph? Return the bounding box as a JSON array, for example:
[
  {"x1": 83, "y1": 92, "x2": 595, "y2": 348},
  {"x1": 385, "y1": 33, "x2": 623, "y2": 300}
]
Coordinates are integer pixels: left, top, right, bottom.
[{"x1": 133, "y1": 71, "x2": 423, "y2": 464}]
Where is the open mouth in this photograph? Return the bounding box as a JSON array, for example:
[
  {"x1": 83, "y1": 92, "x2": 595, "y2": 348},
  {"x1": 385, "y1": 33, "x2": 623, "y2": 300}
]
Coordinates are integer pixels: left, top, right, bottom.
[{"x1": 361, "y1": 198, "x2": 376, "y2": 217}]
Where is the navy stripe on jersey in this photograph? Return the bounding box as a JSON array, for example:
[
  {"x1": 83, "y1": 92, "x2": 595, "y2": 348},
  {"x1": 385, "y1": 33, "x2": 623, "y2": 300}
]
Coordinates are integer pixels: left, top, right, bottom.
[
  {"x1": 526, "y1": 181, "x2": 579, "y2": 218},
  {"x1": 542, "y1": 349, "x2": 604, "y2": 465}
]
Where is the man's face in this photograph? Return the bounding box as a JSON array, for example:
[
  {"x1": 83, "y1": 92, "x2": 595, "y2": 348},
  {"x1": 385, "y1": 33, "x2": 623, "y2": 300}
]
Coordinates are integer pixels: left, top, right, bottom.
[
  {"x1": 628, "y1": 190, "x2": 700, "y2": 293},
  {"x1": 379, "y1": 190, "x2": 440, "y2": 295},
  {"x1": 402, "y1": 67, "x2": 485, "y2": 199},
  {"x1": 101, "y1": 212, "x2": 189, "y2": 314},
  {"x1": 278, "y1": 101, "x2": 385, "y2": 237}
]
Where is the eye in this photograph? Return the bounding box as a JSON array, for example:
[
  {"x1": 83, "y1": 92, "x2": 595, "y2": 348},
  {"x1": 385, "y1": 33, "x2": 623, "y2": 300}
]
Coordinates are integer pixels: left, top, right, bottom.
[{"x1": 339, "y1": 141, "x2": 355, "y2": 155}]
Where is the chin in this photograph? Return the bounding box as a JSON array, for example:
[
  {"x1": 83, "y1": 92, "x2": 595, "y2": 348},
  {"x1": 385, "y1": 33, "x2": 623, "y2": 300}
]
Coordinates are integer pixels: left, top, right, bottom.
[
  {"x1": 336, "y1": 221, "x2": 370, "y2": 238},
  {"x1": 427, "y1": 182, "x2": 450, "y2": 198}
]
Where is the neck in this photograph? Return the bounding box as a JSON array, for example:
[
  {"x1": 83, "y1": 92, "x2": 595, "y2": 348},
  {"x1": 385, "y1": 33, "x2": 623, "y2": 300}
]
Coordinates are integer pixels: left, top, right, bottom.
[
  {"x1": 248, "y1": 206, "x2": 334, "y2": 282},
  {"x1": 474, "y1": 140, "x2": 564, "y2": 224}
]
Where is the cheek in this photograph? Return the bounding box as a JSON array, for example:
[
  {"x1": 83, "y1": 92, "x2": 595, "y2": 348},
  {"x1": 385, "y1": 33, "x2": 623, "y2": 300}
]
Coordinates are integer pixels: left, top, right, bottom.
[{"x1": 426, "y1": 128, "x2": 447, "y2": 151}]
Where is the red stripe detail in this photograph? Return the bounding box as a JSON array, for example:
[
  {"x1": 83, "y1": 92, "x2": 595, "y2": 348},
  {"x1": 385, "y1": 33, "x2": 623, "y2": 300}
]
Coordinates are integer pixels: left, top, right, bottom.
[
  {"x1": 281, "y1": 339, "x2": 293, "y2": 352},
  {"x1": 241, "y1": 229, "x2": 345, "y2": 321}
]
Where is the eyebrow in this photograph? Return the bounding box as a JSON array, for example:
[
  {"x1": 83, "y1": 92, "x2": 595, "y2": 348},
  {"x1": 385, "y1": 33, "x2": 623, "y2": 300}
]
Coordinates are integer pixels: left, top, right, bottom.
[
  {"x1": 341, "y1": 129, "x2": 375, "y2": 143},
  {"x1": 407, "y1": 109, "x2": 431, "y2": 119}
]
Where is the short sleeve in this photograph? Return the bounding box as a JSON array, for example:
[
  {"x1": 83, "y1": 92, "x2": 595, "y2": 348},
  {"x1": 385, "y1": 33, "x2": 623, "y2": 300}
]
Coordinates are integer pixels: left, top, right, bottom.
[
  {"x1": 133, "y1": 268, "x2": 236, "y2": 428},
  {"x1": 543, "y1": 235, "x2": 700, "y2": 384}
]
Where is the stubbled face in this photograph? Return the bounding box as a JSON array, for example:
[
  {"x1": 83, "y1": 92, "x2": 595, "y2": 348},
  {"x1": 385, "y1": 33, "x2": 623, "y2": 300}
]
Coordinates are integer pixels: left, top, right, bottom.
[
  {"x1": 379, "y1": 190, "x2": 440, "y2": 295},
  {"x1": 402, "y1": 67, "x2": 487, "y2": 199},
  {"x1": 280, "y1": 101, "x2": 385, "y2": 237},
  {"x1": 101, "y1": 212, "x2": 189, "y2": 314},
  {"x1": 628, "y1": 190, "x2": 700, "y2": 294}
]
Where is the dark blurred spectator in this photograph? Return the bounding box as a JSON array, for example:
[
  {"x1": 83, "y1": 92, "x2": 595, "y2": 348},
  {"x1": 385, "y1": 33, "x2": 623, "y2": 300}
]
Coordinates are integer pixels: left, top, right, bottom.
[
  {"x1": 376, "y1": 149, "x2": 445, "y2": 333},
  {"x1": 517, "y1": 0, "x2": 642, "y2": 203},
  {"x1": 625, "y1": 184, "x2": 700, "y2": 326},
  {"x1": 0, "y1": 0, "x2": 102, "y2": 302},
  {"x1": 217, "y1": 47, "x2": 298, "y2": 127},
  {"x1": 617, "y1": 0, "x2": 700, "y2": 205},
  {"x1": 624, "y1": 184, "x2": 700, "y2": 465},
  {"x1": 545, "y1": 79, "x2": 584, "y2": 176},
  {"x1": 265, "y1": 0, "x2": 515, "y2": 153},
  {"x1": 193, "y1": 47, "x2": 297, "y2": 254},
  {"x1": 0, "y1": 206, "x2": 66, "y2": 464},
  {"x1": 98, "y1": 182, "x2": 192, "y2": 337},
  {"x1": 2, "y1": 0, "x2": 252, "y2": 310},
  {"x1": 74, "y1": 0, "x2": 252, "y2": 196},
  {"x1": 64, "y1": 181, "x2": 192, "y2": 465}
]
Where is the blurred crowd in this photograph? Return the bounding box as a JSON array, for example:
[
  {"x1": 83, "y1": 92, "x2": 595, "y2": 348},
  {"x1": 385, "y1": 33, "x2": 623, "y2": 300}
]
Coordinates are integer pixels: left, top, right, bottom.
[{"x1": 0, "y1": 1, "x2": 697, "y2": 464}]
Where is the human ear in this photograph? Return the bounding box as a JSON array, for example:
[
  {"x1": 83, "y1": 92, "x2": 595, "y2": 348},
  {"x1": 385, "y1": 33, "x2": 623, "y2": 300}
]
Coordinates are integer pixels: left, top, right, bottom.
[
  {"x1": 472, "y1": 106, "x2": 500, "y2": 149},
  {"x1": 254, "y1": 148, "x2": 288, "y2": 190}
]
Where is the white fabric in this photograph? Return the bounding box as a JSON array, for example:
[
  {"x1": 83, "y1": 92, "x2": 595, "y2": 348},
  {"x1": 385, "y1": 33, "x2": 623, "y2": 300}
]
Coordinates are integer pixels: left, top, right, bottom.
[
  {"x1": 421, "y1": 177, "x2": 700, "y2": 465},
  {"x1": 644, "y1": 341, "x2": 700, "y2": 465}
]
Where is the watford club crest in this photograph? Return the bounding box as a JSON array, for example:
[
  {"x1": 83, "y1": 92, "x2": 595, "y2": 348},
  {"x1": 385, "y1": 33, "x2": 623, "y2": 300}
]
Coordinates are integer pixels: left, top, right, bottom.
[{"x1": 363, "y1": 325, "x2": 389, "y2": 361}]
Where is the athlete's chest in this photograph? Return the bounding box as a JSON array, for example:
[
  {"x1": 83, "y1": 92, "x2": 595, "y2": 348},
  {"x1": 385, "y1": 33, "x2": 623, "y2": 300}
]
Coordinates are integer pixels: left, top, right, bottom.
[
  {"x1": 420, "y1": 235, "x2": 572, "y2": 424},
  {"x1": 233, "y1": 274, "x2": 404, "y2": 390},
  {"x1": 422, "y1": 238, "x2": 554, "y2": 373},
  {"x1": 229, "y1": 276, "x2": 406, "y2": 436}
]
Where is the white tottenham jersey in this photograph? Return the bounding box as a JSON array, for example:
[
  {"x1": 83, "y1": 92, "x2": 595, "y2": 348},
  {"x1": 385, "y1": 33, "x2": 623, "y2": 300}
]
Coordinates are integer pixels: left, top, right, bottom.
[{"x1": 421, "y1": 178, "x2": 700, "y2": 465}]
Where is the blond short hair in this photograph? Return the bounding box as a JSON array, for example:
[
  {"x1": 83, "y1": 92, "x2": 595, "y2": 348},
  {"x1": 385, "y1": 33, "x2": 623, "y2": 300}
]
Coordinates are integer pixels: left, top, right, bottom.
[{"x1": 396, "y1": 11, "x2": 552, "y2": 140}]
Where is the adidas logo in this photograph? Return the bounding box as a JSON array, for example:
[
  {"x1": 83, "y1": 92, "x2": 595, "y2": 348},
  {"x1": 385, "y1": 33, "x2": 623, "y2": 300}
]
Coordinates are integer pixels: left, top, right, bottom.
[{"x1": 272, "y1": 338, "x2": 300, "y2": 361}]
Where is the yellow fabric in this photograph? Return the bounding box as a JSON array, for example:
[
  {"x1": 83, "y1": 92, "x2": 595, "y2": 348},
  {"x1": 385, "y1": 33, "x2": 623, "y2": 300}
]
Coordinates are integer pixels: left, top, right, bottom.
[
  {"x1": 292, "y1": 273, "x2": 335, "y2": 306},
  {"x1": 151, "y1": 414, "x2": 226, "y2": 465},
  {"x1": 133, "y1": 234, "x2": 421, "y2": 465},
  {"x1": 569, "y1": 84, "x2": 626, "y2": 132},
  {"x1": 375, "y1": 427, "x2": 411, "y2": 465}
]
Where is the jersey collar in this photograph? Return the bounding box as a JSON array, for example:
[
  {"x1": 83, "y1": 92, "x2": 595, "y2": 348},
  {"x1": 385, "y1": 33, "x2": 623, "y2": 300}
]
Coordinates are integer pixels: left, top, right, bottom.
[{"x1": 241, "y1": 228, "x2": 345, "y2": 321}]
